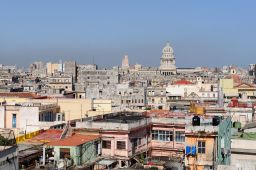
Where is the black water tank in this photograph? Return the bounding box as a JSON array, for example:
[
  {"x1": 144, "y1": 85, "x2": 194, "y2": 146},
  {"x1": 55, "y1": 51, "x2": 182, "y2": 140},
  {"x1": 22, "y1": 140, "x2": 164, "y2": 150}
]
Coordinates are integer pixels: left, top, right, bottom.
[
  {"x1": 173, "y1": 106, "x2": 177, "y2": 110},
  {"x1": 192, "y1": 116, "x2": 200, "y2": 126},
  {"x1": 212, "y1": 116, "x2": 220, "y2": 126}
]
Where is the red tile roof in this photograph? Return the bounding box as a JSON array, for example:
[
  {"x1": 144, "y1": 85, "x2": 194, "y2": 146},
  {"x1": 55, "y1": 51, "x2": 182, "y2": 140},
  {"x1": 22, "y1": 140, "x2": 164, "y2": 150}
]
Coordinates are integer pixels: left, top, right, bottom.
[
  {"x1": 0, "y1": 92, "x2": 42, "y2": 98},
  {"x1": 234, "y1": 83, "x2": 255, "y2": 88},
  {"x1": 173, "y1": 80, "x2": 193, "y2": 85},
  {"x1": 226, "y1": 74, "x2": 241, "y2": 84},
  {"x1": 29, "y1": 129, "x2": 63, "y2": 143},
  {"x1": 47, "y1": 134, "x2": 100, "y2": 146}
]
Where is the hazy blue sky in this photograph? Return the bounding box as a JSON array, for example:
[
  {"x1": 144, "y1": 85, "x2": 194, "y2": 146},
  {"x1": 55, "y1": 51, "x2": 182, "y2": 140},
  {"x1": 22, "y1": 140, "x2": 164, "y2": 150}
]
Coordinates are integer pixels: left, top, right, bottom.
[{"x1": 0, "y1": 1, "x2": 256, "y2": 68}]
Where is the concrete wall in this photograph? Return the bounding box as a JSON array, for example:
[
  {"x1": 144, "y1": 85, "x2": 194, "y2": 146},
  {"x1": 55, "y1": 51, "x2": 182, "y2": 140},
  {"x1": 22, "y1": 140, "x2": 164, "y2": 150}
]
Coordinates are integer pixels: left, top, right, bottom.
[
  {"x1": 231, "y1": 139, "x2": 256, "y2": 169},
  {"x1": 185, "y1": 136, "x2": 215, "y2": 168},
  {"x1": 0, "y1": 106, "x2": 5, "y2": 128},
  {"x1": 53, "y1": 141, "x2": 98, "y2": 166},
  {"x1": 101, "y1": 128, "x2": 148, "y2": 159},
  {"x1": 19, "y1": 107, "x2": 39, "y2": 132},
  {"x1": 101, "y1": 134, "x2": 129, "y2": 158},
  {"x1": 232, "y1": 139, "x2": 256, "y2": 150},
  {"x1": 0, "y1": 98, "x2": 112, "y2": 121},
  {"x1": 219, "y1": 79, "x2": 238, "y2": 96},
  {"x1": 231, "y1": 154, "x2": 256, "y2": 170},
  {"x1": 33, "y1": 98, "x2": 112, "y2": 120}
]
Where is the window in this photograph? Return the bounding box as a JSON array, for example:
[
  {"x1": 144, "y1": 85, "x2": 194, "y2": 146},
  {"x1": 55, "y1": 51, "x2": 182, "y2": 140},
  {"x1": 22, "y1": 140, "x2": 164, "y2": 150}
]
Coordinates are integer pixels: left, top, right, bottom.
[
  {"x1": 175, "y1": 131, "x2": 185, "y2": 142},
  {"x1": 117, "y1": 141, "x2": 126, "y2": 150},
  {"x1": 152, "y1": 130, "x2": 173, "y2": 141},
  {"x1": 102, "y1": 140, "x2": 111, "y2": 149},
  {"x1": 211, "y1": 85, "x2": 214, "y2": 92},
  {"x1": 137, "y1": 138, "x2": 141, "y2": 145},
  {"x1": 57, "y1": 115, "x2": 61, "y2": 121},
  {"x1": 12, "y1": 114, "x2": 16, "y2": 128},
  {"x1": 198, "y1": 141, "x2": 206, "y2": 153},
  {"x1": 152, "y1": 130, "x2": 158, "y2": 140},
  {"x1": 60, "y1": 148, "x2": 70, "y2": 159}
]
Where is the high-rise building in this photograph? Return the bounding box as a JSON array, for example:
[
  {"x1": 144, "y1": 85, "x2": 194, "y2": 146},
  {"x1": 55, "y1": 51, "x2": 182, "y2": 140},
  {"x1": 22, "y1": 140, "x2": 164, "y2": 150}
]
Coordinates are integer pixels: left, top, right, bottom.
[
  {"x1": 64, "y1": 60, "x2": 77, "y2": 82},
  {"x1": 46, "y1": 62, "x2": 64, "y2": 75},
  {"x1": 29, "y1": 61, "x2": 47, "y2": 77},
  {"x1": 159, "y1": 42, "x2": 177, "y2": 76}
]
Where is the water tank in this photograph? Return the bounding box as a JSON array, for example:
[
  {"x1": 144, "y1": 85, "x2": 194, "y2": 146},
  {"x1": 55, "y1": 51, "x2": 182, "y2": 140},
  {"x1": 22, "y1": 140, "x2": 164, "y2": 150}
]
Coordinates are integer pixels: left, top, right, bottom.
[
  {"x1": 191, "y1": 146, "x2": 196, "y2": 155},
  {"x1": 192, "y1": 116, "x2": 200, "y2": 126},
  {"x1": 185, "y1": 146, "x2": 191, "y2": 155},
  {"x1": 212, "y1": 116, "x2": 221, "y2": 126},
  {"x1": 233, "y1": 122, "x2": 241, "y2": 129},
  {"x1": 173, "y1": 106, "x2": 177, "y2": 110}
]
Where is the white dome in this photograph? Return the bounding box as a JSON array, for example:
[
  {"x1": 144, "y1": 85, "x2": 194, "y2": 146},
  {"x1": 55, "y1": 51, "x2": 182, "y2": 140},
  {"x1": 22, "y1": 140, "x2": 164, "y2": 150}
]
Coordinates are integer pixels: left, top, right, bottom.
[{"x1": 162, "y1": 42, "x2": 174, "y2": 53}]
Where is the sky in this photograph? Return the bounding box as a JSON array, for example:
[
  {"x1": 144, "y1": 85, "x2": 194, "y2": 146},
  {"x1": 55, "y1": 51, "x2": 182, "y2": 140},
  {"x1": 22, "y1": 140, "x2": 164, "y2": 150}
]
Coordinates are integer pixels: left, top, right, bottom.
[{"x1": 0, "y1": 0, "x2": 256, "y2": 68}]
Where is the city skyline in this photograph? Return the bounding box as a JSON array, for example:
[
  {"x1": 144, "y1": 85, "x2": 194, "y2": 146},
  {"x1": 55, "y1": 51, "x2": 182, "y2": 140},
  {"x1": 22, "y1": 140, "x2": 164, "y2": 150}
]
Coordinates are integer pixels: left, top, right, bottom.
[{"x1": 1, "y1": 1, "x2": 256, "y2": 68}]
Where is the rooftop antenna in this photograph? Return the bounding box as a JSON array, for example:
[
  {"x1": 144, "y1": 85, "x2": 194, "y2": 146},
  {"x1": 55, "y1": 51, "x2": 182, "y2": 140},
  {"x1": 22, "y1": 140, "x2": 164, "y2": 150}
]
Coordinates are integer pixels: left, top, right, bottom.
[{"x1": 92, "y1": 56, "x2": 95, "y2": 65}]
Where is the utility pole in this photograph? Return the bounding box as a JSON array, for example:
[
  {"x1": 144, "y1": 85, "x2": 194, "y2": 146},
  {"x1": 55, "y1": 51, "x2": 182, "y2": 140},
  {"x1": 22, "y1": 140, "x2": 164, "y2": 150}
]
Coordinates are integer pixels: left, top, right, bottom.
[{"x1": 80, "y1": 104, "x2": 83, "y2": 122}]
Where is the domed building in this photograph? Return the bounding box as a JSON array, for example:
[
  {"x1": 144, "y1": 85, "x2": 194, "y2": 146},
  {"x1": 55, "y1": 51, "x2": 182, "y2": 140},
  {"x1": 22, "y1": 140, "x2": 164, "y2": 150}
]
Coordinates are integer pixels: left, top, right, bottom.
[{"x1": 159, "y1": 42, "x2": 177, "y2": 75}]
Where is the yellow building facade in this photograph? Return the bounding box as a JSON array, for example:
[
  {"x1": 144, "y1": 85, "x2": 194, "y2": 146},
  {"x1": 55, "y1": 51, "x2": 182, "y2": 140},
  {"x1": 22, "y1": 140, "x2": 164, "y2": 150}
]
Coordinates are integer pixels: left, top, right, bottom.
[{"x1": 0, "y1": 97, "x2": 112, "y2": 120}]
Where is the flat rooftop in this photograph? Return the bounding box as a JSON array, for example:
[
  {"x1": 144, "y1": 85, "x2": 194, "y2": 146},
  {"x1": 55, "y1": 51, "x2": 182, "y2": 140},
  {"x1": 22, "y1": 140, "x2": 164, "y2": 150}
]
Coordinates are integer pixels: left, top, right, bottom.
[
  {"x1": 95, "y1": 113, "x2": 144, "y2": 124},
  {"x1": 77, "y1": 112, "x2": 149, "y2": 131}
]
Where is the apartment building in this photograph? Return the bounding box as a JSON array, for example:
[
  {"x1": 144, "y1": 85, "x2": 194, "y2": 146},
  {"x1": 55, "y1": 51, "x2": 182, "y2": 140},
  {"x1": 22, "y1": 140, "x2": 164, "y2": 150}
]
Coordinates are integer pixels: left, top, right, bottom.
[
  {"x1": 0, "y1": 101, "x2": 62, "y2": 133},
  {"x1": 185, "y1": 116, "x2": 232, "y2": 170},
  {"x1": 77, "y1": 112, "x2": 149, "y2": 168}
]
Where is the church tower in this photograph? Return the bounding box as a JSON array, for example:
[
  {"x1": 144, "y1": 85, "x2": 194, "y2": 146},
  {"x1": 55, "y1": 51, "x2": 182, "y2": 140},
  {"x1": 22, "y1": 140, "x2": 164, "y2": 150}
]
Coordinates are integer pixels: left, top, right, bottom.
[{"x1": 159, "y1": 42, "x2": 177, "y2": 75}]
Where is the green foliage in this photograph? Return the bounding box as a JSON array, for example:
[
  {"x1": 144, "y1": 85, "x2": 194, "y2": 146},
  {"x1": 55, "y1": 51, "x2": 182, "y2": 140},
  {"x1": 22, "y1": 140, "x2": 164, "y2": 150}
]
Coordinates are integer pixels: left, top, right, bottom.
[
  {"x1": 0, "y1": 135, "x2": 15, "y2": 146},
  {"x1": 145, "y1": 107, "x2": 151, "y2": 110},
  {"x1": 140, "y1": 153, "x2": 145, "y2": 164}
]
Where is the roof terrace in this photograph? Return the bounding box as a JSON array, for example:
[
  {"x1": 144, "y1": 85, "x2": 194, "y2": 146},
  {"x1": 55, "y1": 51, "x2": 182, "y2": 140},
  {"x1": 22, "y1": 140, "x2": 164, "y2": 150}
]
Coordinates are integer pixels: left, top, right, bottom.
[{"x1": 77, "y1": 112, "x2": 150, "y2": 131}]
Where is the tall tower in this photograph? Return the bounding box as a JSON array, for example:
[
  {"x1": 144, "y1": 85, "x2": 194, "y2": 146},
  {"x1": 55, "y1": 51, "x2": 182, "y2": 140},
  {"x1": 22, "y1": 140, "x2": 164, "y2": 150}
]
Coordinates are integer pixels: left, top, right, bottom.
[
  {"x1": 159, "y1": 42, "x2": 177, "y2": 76},
  {"x1": 122, "y1": 55, "x2": 129, "y2": 69}
]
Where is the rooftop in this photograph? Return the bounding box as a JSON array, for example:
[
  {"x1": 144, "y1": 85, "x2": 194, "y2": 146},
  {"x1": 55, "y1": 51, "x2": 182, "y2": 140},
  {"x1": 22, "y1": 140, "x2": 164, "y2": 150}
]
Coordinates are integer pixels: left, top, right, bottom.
[
  {"x1": 173, "y1": 79, "x2": 193, "y2": 85},
  {"x1": 27, "y1": 129, "x2": 63, "y2": 143},
  {"x1": 0, "y1": 92, "x2": 45, "y2": 99},
  {"x1": 232, "y1": 132, "x2": 256, "y2": 140},
  {"x1": 144, "y1": 110, "x2": 186, "y2": 118},
  {"x1": 47, "y1": 134, "x2": 100, "y2": 146},
  {"x1": 77, "y1": 112, "x2": 149, "y2": 131},
  {"x1": 94, "y1": 112, "x2": 145, "y2": 124}
]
